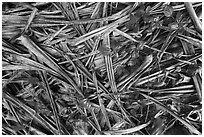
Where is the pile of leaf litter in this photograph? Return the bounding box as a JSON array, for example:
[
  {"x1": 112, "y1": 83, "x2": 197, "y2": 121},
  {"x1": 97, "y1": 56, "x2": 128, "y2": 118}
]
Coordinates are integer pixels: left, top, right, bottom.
[{"x1": 2, "y1": 2, "x2": 202, "y2": 135}]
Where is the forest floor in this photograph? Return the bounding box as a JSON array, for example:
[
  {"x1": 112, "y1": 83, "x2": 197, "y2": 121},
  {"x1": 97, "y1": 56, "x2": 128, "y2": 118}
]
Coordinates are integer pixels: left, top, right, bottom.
[{"x1": 2, "y1": 2, "x2": 202, "y2": 135}]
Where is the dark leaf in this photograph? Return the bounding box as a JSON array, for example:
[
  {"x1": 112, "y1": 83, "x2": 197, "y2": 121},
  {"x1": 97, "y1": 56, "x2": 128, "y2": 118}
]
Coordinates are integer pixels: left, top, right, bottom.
[{"x1": 98, "y1": 45, "x2": 111, "y2": 56}]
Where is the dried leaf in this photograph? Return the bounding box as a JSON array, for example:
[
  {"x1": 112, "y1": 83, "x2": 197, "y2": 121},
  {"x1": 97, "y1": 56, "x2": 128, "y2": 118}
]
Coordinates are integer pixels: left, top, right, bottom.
[
  {"x1": 163, "y1": 4, "x2": 174, "y2": 17},
  {"x1": 104, "y1": 121, "x2": 151, "y2": 135},
  {"x1": 98, "y1": 45, "x2": 111, "y2": 56}
]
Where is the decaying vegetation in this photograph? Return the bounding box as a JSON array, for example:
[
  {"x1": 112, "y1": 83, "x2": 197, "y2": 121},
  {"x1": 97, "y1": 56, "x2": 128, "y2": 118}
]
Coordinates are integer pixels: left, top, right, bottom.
[{"x1": 2, "y1": 2, "x2": 202, "y2": 135}]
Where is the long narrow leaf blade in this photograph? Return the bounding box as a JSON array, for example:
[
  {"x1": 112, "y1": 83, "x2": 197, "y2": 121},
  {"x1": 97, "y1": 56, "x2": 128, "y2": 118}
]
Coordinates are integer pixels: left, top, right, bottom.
[
  {"x1": 103, "y1": 121, "x2": 151, "y2": 135},
  {"x1": 141, "y1": 93, "x2": 201, "y2": 135}
]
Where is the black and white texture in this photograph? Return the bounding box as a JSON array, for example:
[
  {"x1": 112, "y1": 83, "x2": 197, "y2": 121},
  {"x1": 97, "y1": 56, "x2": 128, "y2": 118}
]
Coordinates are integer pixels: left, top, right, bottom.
[{"x1": 2, "y1": 2, "x2": 202, "y2": 135}]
